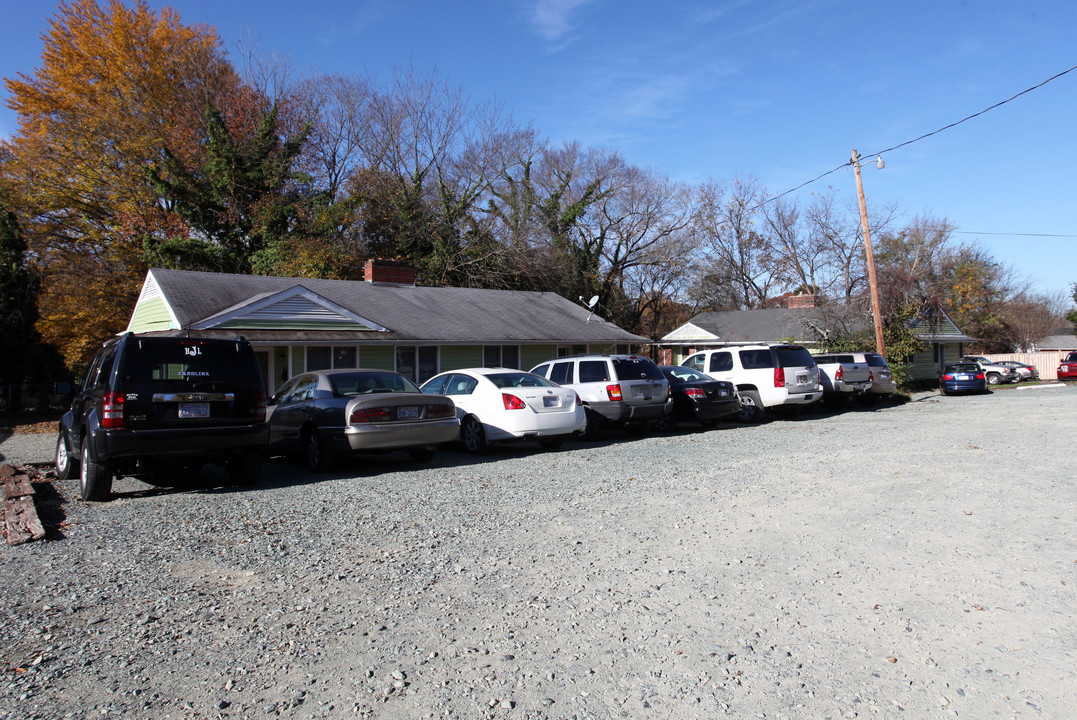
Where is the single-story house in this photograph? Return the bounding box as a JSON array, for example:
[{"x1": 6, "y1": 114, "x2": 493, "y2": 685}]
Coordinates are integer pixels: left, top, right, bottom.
[
  {"x1": 124, "y1": 261, "x2": 649, "y2": 394},
  {"x1": 657, "y1": 302, "x2": 976, "y2": 382}
]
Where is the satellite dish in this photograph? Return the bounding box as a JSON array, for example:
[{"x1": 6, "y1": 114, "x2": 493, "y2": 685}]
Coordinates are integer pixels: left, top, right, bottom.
[{"x1": 584, "y1": 295, "x2": 600, "y2": 323}]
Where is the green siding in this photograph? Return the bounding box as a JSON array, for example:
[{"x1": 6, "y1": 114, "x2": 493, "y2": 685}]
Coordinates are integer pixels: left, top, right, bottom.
[
  {"x1": 440, "y1": 345, "x2": 481, "y2": 370},
  {"x1": 522, "y1": 345, "x2": 558, "y2": 369},
  {"x1": 128, "y1": 296, "x2": 175, "y2": 332},
  {"x1": 360, "y1": 345, "x2": 395, "y2": 370},
  {"x1": 291, "y1": 346, "x2": 305, "y2": 373}
]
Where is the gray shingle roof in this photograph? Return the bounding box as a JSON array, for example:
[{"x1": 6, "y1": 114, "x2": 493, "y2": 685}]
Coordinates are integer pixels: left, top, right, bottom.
[
  {"x1": 147, "y1": 268, "x2": 649, "y2": 345},
  {"x1": 668, "y1": 308, "x2": 820, "y2": 345}
]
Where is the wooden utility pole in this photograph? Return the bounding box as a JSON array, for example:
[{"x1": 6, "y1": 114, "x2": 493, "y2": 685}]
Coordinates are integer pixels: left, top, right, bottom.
[{"x1": 852, "y1": 149, "x2": 886, "y2": 356}]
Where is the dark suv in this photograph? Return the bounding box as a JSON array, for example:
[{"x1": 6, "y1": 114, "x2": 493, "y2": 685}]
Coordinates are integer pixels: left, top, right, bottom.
[{"x1": 55, "y1": 334, "x2": 269, "y2": 500}]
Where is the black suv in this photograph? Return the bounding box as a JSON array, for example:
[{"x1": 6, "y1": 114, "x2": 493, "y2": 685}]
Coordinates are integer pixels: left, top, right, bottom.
[{"x1": 55, "y1": 334, "x2": 269, "y2": 500}]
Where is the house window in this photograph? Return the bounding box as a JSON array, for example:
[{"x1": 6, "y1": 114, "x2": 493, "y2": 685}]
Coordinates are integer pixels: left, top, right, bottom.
[
  {"x1": 307, "y1": 346, "x2": 331, "y2": 371},
  {"x1": 334, "y1": 346, "x2": 357, "y2": 368},
  {"x1": 557, "y1": 345, "x2": 587, "y2": 357},
  {"x1": 483, "y1": 345, "x2": 520, "y2": 369},
  {"x1": 396, "y1": 346, "x2": 439, "y2": 384}
]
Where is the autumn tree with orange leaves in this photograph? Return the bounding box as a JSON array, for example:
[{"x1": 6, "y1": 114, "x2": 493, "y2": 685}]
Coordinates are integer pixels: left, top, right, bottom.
[{"x1": 2, "y1": 0, "x2": 241, "y2": 368}]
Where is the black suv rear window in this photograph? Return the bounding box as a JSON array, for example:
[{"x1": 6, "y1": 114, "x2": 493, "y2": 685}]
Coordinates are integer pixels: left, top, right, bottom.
[
  {"x1": 118, "y1": 338, "x2": 259, "y2": 384},
  {"x1": 612, "y1": 357, "x2": 664, "y2": 380},
  {"x1": 775, "y1": 346, "x2": 815, "y2": 368}
]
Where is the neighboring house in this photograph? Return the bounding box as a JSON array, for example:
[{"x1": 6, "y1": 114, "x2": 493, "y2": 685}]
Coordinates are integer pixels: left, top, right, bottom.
[
  {"x1": 1034, "y1": 328, "x2": 1077, "y2": 352},
  {"x1": 657, "y1": 303, "x2": 976, "y2": 382},
  {"x1": 124, "y1": 261, "x2": 649, "y2": 394}
]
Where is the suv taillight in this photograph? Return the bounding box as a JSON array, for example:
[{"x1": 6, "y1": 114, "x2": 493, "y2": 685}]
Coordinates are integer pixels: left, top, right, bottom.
[
  {"x1": 102, "y1": 391, "x2": 124, "y2": 428},
  {"x1": 773, "y1": 368, "x2": 785, "y2": 388},
  {"x1": 606, "y1": 383, "x2": 623, "y2": 401},
  {"x1": 255, "y1": 390, "x2": 266, "y2": 422}
]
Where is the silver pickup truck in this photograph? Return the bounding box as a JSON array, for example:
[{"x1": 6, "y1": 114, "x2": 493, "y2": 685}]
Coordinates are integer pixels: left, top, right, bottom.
[{"x1": 812, "y1": 353, "x2": 872, "y2": 405}]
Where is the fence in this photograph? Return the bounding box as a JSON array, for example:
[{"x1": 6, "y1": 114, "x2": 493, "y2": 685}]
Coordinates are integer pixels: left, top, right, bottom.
[{"x1": 983, "y1": 351, "x2": 1069, "y2": 381}]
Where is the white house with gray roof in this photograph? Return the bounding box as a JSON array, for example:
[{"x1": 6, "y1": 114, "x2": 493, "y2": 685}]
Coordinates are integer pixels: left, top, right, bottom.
[{"x1": 124, "y1": 261, "x2": 649, "y2": 393}]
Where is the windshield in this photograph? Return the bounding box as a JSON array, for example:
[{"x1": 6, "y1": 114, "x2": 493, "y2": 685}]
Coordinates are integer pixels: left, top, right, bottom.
[
  {"x1": 485, "y1": 372, "x2": 557, "y2": 389},
  {"x1": 329, "y1": 371, "x2": 421, "y2": 396},
  {"x1": 662, "y1": 366, "x2": 709, "y2": 383}
]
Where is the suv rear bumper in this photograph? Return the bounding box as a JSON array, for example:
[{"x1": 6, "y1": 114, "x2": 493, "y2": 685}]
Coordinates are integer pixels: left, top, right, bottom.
[
  {"x1": 589, "y1": 398, "x2": 672, "y2": 424},
  {"x1": 777, "y1": 390, "x2": 821, "y2": 406},
  {"x1": 92, "y1": 424, "x2": 270, "y2": 461}
]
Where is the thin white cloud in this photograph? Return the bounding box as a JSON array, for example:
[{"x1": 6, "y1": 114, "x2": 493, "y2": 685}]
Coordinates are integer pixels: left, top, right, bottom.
[{"x1": 524, "y1": 0, "x2": 593, "y2": 43}]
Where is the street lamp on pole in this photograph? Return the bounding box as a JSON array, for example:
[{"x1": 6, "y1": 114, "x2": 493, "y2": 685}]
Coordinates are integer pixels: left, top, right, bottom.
[{"x1": 851, "y1": 148, "x2": 886, "y2": 356}]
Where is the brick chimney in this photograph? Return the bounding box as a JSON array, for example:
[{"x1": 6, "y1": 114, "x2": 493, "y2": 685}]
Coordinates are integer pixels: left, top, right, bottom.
[
  {"x1": 785, "y1": 294, "x2": 816, "y2": 309},
  {"x1": 363, "y1": 259, "x2": 416, "y2": 286}
]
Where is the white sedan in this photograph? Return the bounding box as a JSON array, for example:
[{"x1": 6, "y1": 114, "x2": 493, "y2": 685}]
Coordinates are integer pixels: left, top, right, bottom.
[{"x1": 420, "y1": 368, "x2": 586, "y2": 453}]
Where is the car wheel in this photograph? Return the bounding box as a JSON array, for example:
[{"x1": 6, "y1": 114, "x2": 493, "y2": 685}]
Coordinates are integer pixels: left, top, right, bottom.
[
  {"x1": 55, "y1": 432, "x2": 77, "y2": 481},
  {"x1": 410, "y1": 447, "x2": 436, "y2": 463},
  {"x1": 736, "y1": 390, "x2": 765, "y2": 423},
  {"x1": 538, "y1": 436, "x2": 565, "y2": 450},
  {"x1": 461, "y1": 416, "x2": 488, "y2": 454},
  {"x1": 303, "y1": 427, "x2": 335, "y2": 472},
  {"x1": 986, "y1": 373, "x2": 1001, "y2": 385},
  {"x1": 652, "y1": 413, "x2": 677, "y2": 433},
  {"x1": 579, "y1": 408, "x2": 602, "y2": 440},
  {"x1": 227, "y1": 452, "x2": 262, "y2": 486},
  {"x1": 80, "y1": 440, "x2": 112, "y2": 501}
]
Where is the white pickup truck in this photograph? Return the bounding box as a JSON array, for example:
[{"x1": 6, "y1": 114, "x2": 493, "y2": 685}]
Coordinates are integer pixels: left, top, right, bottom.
[{"x1": 811, "y1": 353, "x2": 872, "y2": 405}]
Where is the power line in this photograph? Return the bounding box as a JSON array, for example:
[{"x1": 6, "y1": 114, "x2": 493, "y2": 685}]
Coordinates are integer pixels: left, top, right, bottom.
[
  {"x1": 760, "y1": 63, "x2": 1077, "y2": 208},
  {"x1": 955, "y1": 231, "x2": 1077, "y2": 238}
]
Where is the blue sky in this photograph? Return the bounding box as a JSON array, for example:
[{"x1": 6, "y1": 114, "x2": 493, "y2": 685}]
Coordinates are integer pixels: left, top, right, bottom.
[{"x1": 3, "y1": 1, "x2": 1075, "y2": 304}]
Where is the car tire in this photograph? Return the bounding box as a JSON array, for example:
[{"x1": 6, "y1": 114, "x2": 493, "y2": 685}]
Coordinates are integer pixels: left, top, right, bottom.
[
  {"x1": 227, "y1": 452, "x2": 262, "y2": 486},
  {"x1": 986, "y1": 373, "x2": 1001, "y2": 385},
  {"x1": 80, "y1": 439, "x2": 112, "y2": 501},
  {"x1": 537, "y1": 436, "x2": 565, "y2": 450},
  {"x1": 736, "y1": 390, "x2": 765, "y2": 423},
  {"x1": 410, "y1": 447, "x2": 436, "y2": 463},
  {"x1": 461, "y1": 416, "x2": 488, "y2": 454},
  {"x1": 55, "y1": 432, "x2": 77, "y2": 481},
  {"x1": 303, "y1": 427, "x2": 335, "y2": 473},
  {"x1": 579, "y1": 408, "x2": 602, "y2": 440},
  {"x1": 652, "y1": 413, "x2": 677, "y2": 433}
]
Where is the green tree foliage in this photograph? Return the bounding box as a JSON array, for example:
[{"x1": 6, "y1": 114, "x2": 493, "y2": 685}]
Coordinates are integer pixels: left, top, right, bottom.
[
  {"x1": 1067, "y1": 283, "x2": 1077, "y2": 332},
  {"x1": 147, "y1": 102, "x2": 310, "y2": 274},
  {"x1": 0, "y1": 199, "x2": 65, "y2": 386}
]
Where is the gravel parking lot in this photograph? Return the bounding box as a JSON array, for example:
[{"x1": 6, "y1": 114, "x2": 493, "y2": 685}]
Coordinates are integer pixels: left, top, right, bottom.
[{"x1": 1, "y1": 385, "x2": 1075, "y2": 719}]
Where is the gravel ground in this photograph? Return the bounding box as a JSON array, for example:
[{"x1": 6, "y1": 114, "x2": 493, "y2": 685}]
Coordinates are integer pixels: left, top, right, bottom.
[{"x1": 1, "y1": 385, "x2": 1075, "y2": 720}]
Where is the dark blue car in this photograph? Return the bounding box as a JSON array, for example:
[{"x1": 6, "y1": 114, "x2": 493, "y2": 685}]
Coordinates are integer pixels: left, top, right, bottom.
[{"x1": 940, "y1": 362, "x2": 987, "y2": 395}]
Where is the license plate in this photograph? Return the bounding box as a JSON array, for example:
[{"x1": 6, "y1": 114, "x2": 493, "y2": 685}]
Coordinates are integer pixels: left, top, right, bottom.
[
  {"x1": 957, "y1": 374, "x2": 970, "y2": 380},
  {"x1": 715, "y1": 389, "x2": 728, "y2": 397},
  {"x1": 178, "y1": 402, "x2": 209, "y2": 419},
  {"x1": 633, "y1": 386, "x2": 653, "y2": 398},
  {"x1": 797, "y1": 375, "x2": 808, "y2": 384},
  {"x1": 397, "y1": 406, "x2": 419, "y2": 420},
  {"x1": 543, "y1": 396, "x2": 560, "y2": 407}
]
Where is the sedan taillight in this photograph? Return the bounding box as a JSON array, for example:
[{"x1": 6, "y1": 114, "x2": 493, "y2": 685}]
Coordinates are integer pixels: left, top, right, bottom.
[
  {"x1": 502, "y1": 393, "x2": 526, "y2": 410},
  {"x1": 684, "y1": 388, "x2": 706, "y2": 399},
  {"x1": 350, "y1": 406, "x2": 391, "y2": 424},
  {"x1": 942, "y1": 373, "x2": 955, "y2": 381},
  {"x1": 425, "y1": 402, "x2": 456, "y2": 419}
]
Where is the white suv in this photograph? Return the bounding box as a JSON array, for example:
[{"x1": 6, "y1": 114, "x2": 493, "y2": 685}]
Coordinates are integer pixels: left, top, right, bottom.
[
  {"x1": 680, "y1": 344, "x2": 821, "y2": 422},
  {"x1": 530, "y1": 354, "x2": 672, "y2": 436}
]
